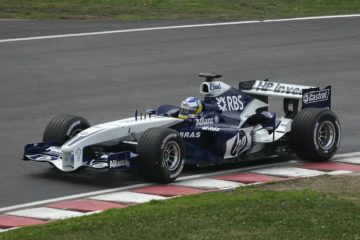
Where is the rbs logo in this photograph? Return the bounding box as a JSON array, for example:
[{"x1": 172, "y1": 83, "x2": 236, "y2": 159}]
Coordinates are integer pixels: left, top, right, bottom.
[{"x1": 216, "y1": 95, "x2": 244, "y2": 112}]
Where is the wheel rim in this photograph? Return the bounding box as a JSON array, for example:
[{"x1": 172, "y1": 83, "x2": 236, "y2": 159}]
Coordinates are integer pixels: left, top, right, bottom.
[
  {"x1": 317, "y1": 121, "x2": 336, "y2": 150},
  {"x1": 162, "y1": 141, "x2": 181, "y2": 171}
]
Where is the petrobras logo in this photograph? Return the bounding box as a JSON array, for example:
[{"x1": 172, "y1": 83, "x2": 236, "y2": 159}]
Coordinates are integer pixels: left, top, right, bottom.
[
  {"x1": 216, "y1": 95, "x2": 244, "y2": 112},
  {"x1": 303, "y1": 89, "x2": 330, "y2": 104},
  {"x1": 255, "y1": 81, "x2": 303, "y2": 95},
  {"x1": 180, "y1": 131, "x2": 201, "y2": 138},
  {"x1": 209, "y1": 82, "x2": 221, "y2": 90},
  {"x1": 230, "y1": 133, "x2": 248, "y2": 156},
  {"x1": 195, "y1": 118, "x2": 214, "y2": 126},
  {"x1": 109, "y1": 159, "x2": 130, "y2": 168}
]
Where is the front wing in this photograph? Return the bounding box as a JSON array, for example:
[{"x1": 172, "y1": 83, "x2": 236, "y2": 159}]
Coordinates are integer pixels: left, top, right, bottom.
[{"x1": 23, "y1": 142, "x2": 138, "y2": 172}]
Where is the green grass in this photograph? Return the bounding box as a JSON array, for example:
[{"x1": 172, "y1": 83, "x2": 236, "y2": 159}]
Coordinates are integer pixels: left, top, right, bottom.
[
  {"x1": 2, "y1": 185, "x2": 360, "y2": 240},
  {"x1": 0, "y1": 0, "x2": 360, "y2": 20}
]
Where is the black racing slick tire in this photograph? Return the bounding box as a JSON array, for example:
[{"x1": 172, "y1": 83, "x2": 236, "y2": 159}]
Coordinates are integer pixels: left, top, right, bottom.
[
  {"x1": 291, "y1": 108, "x2": 341, "y2": 162},
  {"x1": 137, "y1": 128, "x2": 185, "y2": 183},
  {"x1": 43, "y1": 114, "x2": 90, "y2": 145}
]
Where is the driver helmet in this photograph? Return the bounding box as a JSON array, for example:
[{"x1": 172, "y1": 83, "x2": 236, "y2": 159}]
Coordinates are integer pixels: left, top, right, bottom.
[{"x1": 178, "y1": 97, "x2": 203, "y2": 119}]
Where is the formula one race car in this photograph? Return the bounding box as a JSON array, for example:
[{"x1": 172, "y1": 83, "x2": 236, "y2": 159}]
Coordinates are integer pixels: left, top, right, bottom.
[{"x1": 23, "y1": 73, "x2": 341, "y2": 183}]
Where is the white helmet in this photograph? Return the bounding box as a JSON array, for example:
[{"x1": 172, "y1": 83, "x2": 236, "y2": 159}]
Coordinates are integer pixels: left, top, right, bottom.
[{"x1": 178, "y1": 97, "x2": 203, "y2": 119}]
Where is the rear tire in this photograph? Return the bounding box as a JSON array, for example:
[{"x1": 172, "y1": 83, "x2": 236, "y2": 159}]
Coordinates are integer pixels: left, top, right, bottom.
[
  {"x1": 43, "y1": 114, "x2": 90, "y2": 145},
  {"x1": 137, "y1": 127, "x2": 185, "y2": 183},
  {"x1": 291, "y1": 108, "x2": 341, "y2": 161}
]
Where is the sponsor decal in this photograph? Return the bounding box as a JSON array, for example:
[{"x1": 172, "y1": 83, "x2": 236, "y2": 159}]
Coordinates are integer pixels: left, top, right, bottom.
[
  {"x1": 303, "y1": 89, "x2": 330, "y2": 104},
  {"x1": 36, "y1": 155, "x2": 54, "y2": 161},
  {"x1": 224, "y1": 129, "x2": 252, "y2": 158},
  {"x1": 209, "y1": 82, "x2": 221, "y2": 90},
  {"x1": 216, "y1": 95, "x2": 244, "y2": 112},
  {"x1": 109, "y1": 159, "x2": 130, "y2": 168},
  {"x1": 195, "y1": 118, "x2": 214, "y2": 126},
  {"x1": 255, "y1": 81, "x2": 302, "y2": 95},
  {"x1": 202, "y1": 126, "x2": 220, "y2": 132},
  {"x1": 180, "y1": 132, "x2": 201, "y2": 138},
  {"x1": 89, "y1": 159, "x2": 108, "y2": 169},
  {"x1": 230, "y1": 133, "x2": 248, "y2": 156},
  {"x1": 78, "y1": 126, "x2": 103, "y2": 136},
  {"x1": 46, "y1": 146, "x2": 62, "y2": 154}
]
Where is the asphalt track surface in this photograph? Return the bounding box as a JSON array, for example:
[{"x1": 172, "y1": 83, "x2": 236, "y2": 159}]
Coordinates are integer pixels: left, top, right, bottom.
[{"x1": 0, "y1": 17, "x2": 359, "y2": 208}]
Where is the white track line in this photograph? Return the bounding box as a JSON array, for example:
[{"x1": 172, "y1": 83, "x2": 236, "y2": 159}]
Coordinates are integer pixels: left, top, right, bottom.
[
  {"x1": 333, "y1": 151, "x2": 360, "y2": 158},
  {"x1": 0, "y1": 152, "x2": 357, "y2": 213},
  {"x1": 1, "y1": 14, "x2": 360, "y2": 43}
]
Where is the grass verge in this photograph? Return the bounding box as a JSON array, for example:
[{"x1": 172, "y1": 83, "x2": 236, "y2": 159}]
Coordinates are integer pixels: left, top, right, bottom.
[
  {"x1": 0, "y1": 0, "x2": 360, "y2": 20},
  {"x1": 2, "y1": 174, "x2": 360, "y2": 240}
]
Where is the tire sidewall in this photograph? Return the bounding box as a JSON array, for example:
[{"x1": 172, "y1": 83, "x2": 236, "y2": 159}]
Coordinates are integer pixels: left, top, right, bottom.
[
  {"x1": 43, "y1": 114, "x2": 90, "y2": 144},
  {"x1": 64, "y1": 119, "x2": 89, "y2": 139},
  {"x1": 158, "y1": 132, "x2": 185, "y2": 181},
  {"x1": 312, "y1": 112, "x2": 341, "y2": 158}
]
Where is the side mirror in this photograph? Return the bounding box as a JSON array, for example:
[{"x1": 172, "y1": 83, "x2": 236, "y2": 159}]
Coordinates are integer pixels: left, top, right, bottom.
[
  {"x1": 145, "y1": 109, "x2": 156, "y2": 118},
  {"x1": 146, "y1": 109, "x2": 156, "y2": 115}
]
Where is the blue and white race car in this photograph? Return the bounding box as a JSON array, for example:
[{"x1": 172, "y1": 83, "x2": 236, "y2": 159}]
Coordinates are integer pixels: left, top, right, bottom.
[{"x1": 23, "y1": 73, "x2": 341, "y2": 183}]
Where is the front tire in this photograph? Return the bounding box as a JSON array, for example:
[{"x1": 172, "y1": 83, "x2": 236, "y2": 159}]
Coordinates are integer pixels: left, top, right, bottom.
[
  {"x1": 291, "y1": 108, "x2": 341, "y2": 161},
  {"x1": 43, "y1": 114, "x2": 90, "y2": 145},
  {"x1": 137, "y1": 128, "x2": 185, "y2": 183}
]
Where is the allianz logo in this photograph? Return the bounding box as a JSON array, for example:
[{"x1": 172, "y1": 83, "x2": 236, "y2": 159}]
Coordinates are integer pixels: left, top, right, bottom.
[
  {"x1": 109, "y1": 159, "x2": 130, "y2": 168},
  {"x1": 303, "y1": 89, "x2": 329, "y2": 104},
  {"x1": 195, "y1": 118, "x2": 214, "y2": 126}
]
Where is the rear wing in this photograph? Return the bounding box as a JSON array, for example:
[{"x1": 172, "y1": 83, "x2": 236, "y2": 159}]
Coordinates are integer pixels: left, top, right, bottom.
[{"x1": 239, "y1": 80, "x2": 331, "y2": 110}]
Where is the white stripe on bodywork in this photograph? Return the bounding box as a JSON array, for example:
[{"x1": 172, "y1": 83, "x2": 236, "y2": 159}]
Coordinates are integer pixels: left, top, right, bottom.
[{"x1": 238, "y1": 98, "x2": 269, "y2": 127}]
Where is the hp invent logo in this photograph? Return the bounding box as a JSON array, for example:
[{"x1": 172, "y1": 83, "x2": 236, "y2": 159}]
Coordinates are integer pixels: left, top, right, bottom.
[{"x1": 230, "y1": 133, "x2": 248, "y2": 156}]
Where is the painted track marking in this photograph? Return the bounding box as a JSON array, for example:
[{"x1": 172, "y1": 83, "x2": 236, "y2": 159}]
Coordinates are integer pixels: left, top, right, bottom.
[
  {"x1": 1, "y1": 14, "x2": 360, "y2": 43},
  {"x1": 7, "y1": 207, "x2": 85, "y2": 220},
  {"x1": 90, "y1": 191, "x2": 167, "y2": 204},
  {"x1": 0, "y1": 159, "x2": 300, "y2": 213},
  {"x1": 0, "y1": 152, "x2": 358, "y2": 214},
  {"x1": 0, "y1": 152, "x2": 359, "y2": 232}
]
